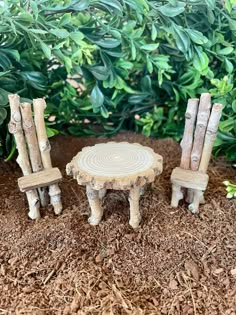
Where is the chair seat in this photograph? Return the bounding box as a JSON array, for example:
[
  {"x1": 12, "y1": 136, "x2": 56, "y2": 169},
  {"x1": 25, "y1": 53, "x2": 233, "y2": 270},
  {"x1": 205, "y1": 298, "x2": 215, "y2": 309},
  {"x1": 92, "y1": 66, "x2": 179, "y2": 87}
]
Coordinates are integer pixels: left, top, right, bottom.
[
  {"x1": 171, "y1": 167, "x2": 209, "y2": 191},
  {"x1": 18, "y1": 167, "x2": 62, "y2": 192}
]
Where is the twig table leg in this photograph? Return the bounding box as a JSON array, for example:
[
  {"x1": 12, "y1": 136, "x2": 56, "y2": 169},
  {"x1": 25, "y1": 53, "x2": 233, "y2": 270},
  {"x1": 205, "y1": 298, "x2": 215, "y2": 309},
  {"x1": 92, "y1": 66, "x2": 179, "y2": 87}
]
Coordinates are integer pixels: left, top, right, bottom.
[
  {"x1": 129, "y1": 186, "x2": 141, "y2": 229},
  {"x1": 86, "y1": 185, "x2": 103, "y2": 225}
]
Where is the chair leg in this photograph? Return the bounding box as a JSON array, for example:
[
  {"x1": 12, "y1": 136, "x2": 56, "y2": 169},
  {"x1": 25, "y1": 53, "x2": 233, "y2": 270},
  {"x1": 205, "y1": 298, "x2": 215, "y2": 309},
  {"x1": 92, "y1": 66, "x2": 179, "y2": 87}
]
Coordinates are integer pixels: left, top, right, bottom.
[
  {"x1": 27, "y1": 190, "x2": 41, "y2": 219},
  {"x1": 86, "y1": 185, "x2": 103, "y2": 225},
  {"x1": 49, "y1": 184, "x2": 62, "y2": 215},
  {"x1": 188, "y1": 189, "x2": 203, "y2": 214},
  {"x1": 98, "y1": 188, "x2": 107, "y2": 200},
  {"x1": 129, "y1": 186, "x2": 141, "y2": 229},
  {"x1": 186, "y1": 188, "x2": 194, "y2": 203},
  {"x1": 200, "y1": 194, "x2": 206, "y2": 204},
  {"x1": 171, "y1": 184, "x2": 183, "y2": 207},
  {"x1": 186, "y1": 189, "x2": 205, "y2": 205},
  {"x1": 139, "y1": 186, "x2": 145, "y2": 196}
]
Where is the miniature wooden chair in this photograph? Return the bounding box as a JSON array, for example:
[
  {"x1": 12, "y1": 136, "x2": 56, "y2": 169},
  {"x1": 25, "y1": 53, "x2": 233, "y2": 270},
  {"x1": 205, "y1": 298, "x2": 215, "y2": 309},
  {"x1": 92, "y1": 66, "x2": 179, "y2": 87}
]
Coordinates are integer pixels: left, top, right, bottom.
[
  {"x1": 8, "y1": 95, "x2": 62, "y2": 219},
  {"x1": 171, "y1": 93, "x2": 223, "y2": 213}
]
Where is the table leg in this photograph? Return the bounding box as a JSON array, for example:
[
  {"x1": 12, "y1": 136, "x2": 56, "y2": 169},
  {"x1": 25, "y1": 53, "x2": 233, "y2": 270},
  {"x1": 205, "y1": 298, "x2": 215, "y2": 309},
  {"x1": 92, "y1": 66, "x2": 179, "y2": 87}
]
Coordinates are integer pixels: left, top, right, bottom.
[
  {"x1": 99, "y1": 188, "x2": 107, "y2": 200},
  {"x1": 129, "y1": 186, "x2": 141, "y2": 229},
  {"x1": 86, "y1": 185, "x2": 103, "y2": 225}
]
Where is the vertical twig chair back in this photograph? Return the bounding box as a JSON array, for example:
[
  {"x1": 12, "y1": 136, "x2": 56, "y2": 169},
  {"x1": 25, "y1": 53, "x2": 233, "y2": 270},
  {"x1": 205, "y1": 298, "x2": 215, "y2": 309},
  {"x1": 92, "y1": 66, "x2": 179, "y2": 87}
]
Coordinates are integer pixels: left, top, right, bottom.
[
  {"x1": 171, "y1": 93, "x2": 223, "y2": 213},
  {"x1": 8, "y1": 95, "x2": 62, "y2": 219}
]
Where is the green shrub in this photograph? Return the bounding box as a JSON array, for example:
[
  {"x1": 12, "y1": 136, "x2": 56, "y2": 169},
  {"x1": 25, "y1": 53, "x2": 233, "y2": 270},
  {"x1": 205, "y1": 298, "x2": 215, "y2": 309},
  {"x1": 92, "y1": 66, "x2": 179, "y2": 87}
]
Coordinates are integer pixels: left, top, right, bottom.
[{"x1": 0, "y1": 0, "x2": 236, "y2": 161}]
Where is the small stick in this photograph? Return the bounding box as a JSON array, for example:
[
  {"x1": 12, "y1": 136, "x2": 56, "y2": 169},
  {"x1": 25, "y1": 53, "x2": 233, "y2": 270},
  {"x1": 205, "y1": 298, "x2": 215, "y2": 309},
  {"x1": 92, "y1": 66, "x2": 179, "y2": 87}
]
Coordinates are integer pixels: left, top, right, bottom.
[
  {"x1": 86, "y1": 185, "x2": 103, "y2": 225},
  {"x1": 20, "y1": 102, "x2": 48, "y2": 207},
  {"x1": 191, "y1": 93, "x2": 212, "y2": 171},
  {"x1": 33, "y1": 98, "x2": 62, "y2": 215},
  {"x1": 8, "y1": 95, "x2": 40, "y2": 219},
  {"x1": 180, "y1": 98, "x2": 199, "y2": 169},
  {"x1": 128, "y1": 186, "x2": 141, "y2": 228},
  {"x1": 199, "y1": 103, "x2": 223, "y2": 173}
]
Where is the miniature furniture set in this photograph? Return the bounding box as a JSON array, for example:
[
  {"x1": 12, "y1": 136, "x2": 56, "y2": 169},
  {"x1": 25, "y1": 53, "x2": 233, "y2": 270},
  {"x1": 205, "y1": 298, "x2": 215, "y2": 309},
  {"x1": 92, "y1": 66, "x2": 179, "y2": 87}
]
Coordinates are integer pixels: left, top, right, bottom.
[{"x1": 9, "y1": 92, "x2": 222, "y2": 227}]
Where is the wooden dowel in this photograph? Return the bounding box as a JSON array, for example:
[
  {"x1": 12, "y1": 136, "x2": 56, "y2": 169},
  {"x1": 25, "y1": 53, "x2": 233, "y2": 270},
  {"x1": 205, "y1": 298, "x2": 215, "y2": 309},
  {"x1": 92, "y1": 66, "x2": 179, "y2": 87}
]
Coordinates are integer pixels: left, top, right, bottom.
[
  {"x1": 191, "y1": 93, "x2": 212, "y2": 171},
  {"x1": 8, "y1": 95, "x2": 40, "y2": 219},
  {"x1": 20, "y1": 102, "x2": 48, "y2": 207},
  {"x1": 180, "y1": 98, "x2": 199, "y2": 169},
  {"x1": 33, "y1": 98, "x2": 62, "y2": 215},
  {"x1": 199, "y1": 103, "x2": 223, "y2": 173}
]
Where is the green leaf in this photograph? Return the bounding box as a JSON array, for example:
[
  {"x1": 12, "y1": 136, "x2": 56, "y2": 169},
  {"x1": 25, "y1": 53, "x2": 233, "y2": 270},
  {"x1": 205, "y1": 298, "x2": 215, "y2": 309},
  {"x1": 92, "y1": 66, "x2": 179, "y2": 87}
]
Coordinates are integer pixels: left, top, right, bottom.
[
  {"x1": 63, "y1": 56, "x2": 72, "y2": 73},
  {"x1": 141, "y1": 43, "x2": 159, "y2": 51},
  {"x1": 96, "y1": 0, "x2": 123, "y2": 14},
  {"x1": 40, "y1": 42, "x2": 51, "y2": 59},
  {"x1": 110, "y1": 30, "x2": 121, "y2": 39},
  {"x1": 157, "y1": 1, "x2": 185, "y2": 17},
  {"x1": 193, "y1": 46, "x2": 209, "y2": 72},
  {"x1": 46, "y1": 127, "x2": 59, "y2": 138},
  {"x1": 91, "y1": 84, "x2": 104, "y2": 109},
  {"x1": 0, "y1": 108, "x2": 7, "y2": 125},
  {"x1": 218, "y1": 47, "x2": 234, "y2": 55},
  {"x1": 30, "y1": 0, "x2": 39, "y2": 19},
  {"x1": 151, "y1": 23, "x2": 157, "y2": 41},
  {"x1": 100, "y1": 105, "x2": 109, "y2": 118},
  {"x1": 70, "y1": 32, "x2": 84, "y2": 44},
  {"x1": 0, "y1": 88, "x2": 9, "y2": 106},
  {"x1": 204, "y1": 0, "x2": 215, "y2": 9},
  {"x1": 146, "y1": 57, "x2": 153, "y2": 73},
  {"x1": 2, "y1": 49, "x2": 20, "y2": 62},
  {"x1": 172, "y1": 25, "x2": 190, "y2": 54},
  {"x1": 72, "y1": 0, "x2": 90, "y2": 10},
  {"x1": 89, "y1": 66, "x2": 110, "y2": 80},
  {"x1": 229, "y1": 19, "x2": 236, "y2": 31},
  {"x1": 186, "y1": 29, "x2": 208, "y2": 45},
  {"x1": 232, "y1": 100, "x2": 236, "y2": 113},
  {"x1": 29, "y1": 29, "x2": 48, "y2": 34},
  {"x1": 15, "y1": 13, "x2": 34, "y2": 23},
  {"x1": 50, "y1": 29, "x2": 70, "y2": 38},
  {"x1": 225, "y1": 58, "x2": 233, "y2": 73},
  {"x1": 131, "y1": 41, "x2": 136, "y2": 60},
  {"x1": 59, "y1": 13, "x2": 72, "y2": 27},
  {"x1": 95, "y1": 39, "x2": 121, "y2": 48}
]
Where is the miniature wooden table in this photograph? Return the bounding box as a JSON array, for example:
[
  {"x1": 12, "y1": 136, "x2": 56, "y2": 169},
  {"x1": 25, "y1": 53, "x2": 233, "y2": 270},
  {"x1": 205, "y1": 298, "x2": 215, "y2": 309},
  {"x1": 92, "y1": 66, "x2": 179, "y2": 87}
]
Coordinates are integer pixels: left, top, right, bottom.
[{"x1": 66, "y1": 142, "x2": 163, "y2": 228}]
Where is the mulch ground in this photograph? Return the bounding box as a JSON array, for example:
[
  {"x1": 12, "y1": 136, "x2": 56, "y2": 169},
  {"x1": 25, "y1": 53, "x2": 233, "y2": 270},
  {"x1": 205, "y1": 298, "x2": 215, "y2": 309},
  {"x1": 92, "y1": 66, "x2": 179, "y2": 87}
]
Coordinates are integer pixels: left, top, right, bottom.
[{"x1": 0, "y1": 132, "x2": 236, "y2": 315}]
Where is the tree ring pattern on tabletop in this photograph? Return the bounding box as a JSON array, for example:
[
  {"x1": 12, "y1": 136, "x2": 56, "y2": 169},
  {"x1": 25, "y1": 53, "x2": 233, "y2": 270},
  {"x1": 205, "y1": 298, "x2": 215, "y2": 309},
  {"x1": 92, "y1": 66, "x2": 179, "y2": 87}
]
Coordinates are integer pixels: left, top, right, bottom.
[
  {"x1": 66, "y1": 142, "x2": 163, "y2": 190},
  {"x1": 77, "y1": 142, "x2": 157, "y2": 177}
]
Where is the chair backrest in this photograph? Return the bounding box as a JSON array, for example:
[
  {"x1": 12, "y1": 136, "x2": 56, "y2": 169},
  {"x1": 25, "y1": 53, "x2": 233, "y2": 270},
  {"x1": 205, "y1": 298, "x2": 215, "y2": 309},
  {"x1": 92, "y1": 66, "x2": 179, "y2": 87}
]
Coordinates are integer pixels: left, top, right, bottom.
[
  {"x1": 180, "y1": 93, "x2": 223, "y2": 174},
  {"x1": 8, "y1": 96, "x2": 52, "y2": 176}
]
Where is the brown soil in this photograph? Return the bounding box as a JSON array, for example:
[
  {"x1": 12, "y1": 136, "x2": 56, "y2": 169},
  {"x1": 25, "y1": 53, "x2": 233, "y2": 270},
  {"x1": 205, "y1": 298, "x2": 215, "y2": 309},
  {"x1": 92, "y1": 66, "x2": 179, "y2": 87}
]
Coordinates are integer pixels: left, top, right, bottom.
[{"x1": 0, "y1": 132, "x2": 236, "y2": 315}]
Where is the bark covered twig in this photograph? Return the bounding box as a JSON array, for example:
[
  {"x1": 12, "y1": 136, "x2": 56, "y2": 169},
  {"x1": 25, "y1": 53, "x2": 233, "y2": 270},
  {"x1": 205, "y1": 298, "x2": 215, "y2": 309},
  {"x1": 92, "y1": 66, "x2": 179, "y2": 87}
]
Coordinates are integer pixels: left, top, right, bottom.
[
  {"x1": 20, "y1": 102, "x2": 48, "y2": 207},
  {"x1": 8, "y1": 95, "x2": 40, "y2": 219},
  {"x1": 33, "y1": 98, "x2": 62, "y2": 215}
]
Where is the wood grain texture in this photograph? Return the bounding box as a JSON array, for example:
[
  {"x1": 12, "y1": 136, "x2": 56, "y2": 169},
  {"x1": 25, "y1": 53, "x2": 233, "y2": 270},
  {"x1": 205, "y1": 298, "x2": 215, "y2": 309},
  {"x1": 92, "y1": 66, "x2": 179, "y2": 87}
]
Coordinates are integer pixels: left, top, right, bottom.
[
  {"x1": 33, "y1": 98, "x2": 62, "y2": 214},
  {"x1": 20, "y1": 102, "x2": 48, "y2": 207},
  {"x1": 180, "y1": 98, "x2": 199, "y2": 169},
  {"x1": 190, "y1": 93, "x2": 212, "y2": 171},
  {"x1": 199, "y1": 103, "x2": 223, "y2": 173},
  {"x1": 18, "y1": 168, "x2": 62, "y2": 192},
  {"x1": 8, "y1": 94, "x2": 40, "y2": 219},
  {"x1": 66, "y1": 142, "x2": 163, "y2": 190},
  {"x1": 171, "y1": 167, "x2": 209, "y2": 191}
]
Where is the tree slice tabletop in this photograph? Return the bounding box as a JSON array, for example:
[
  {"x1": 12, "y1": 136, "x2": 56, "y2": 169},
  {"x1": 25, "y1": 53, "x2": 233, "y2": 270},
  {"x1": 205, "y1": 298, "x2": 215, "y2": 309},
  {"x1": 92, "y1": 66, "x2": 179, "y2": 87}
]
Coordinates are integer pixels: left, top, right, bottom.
[{"x1": 66, "y1": 142, "x2": 163, "y2": 190}]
